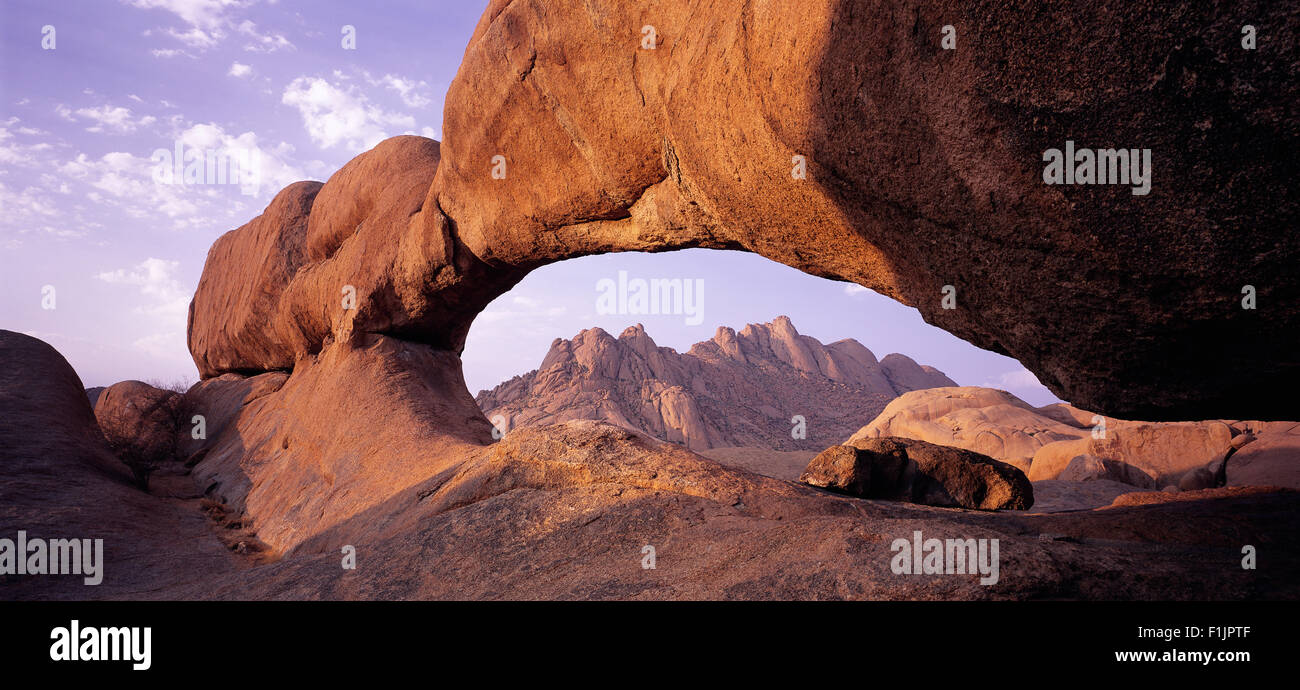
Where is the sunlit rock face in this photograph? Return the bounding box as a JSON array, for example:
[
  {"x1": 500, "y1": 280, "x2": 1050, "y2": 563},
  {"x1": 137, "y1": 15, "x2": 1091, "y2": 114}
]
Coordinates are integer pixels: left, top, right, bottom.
[{"x1": 190, "y1": 0, "x2": 1297, "y2": 422}]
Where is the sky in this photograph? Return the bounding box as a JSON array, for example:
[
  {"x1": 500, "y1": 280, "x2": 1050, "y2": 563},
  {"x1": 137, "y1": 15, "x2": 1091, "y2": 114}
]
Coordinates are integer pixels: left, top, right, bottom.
[{"x1": 0, "y1": 0, "x2": 1060, "y2": 406}]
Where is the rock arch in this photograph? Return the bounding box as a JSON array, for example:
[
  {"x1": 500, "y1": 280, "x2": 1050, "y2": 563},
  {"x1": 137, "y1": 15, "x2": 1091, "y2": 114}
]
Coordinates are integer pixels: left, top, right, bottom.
[{"x1": 191, "y1": 0, "x2": 1298, "y2": 424}]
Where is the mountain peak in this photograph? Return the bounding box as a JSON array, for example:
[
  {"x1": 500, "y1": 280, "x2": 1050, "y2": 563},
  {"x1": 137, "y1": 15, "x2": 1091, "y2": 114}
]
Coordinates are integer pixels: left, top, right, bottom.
[{"x1": 477, "y1": 318, "x2": 958, "y2": 451}]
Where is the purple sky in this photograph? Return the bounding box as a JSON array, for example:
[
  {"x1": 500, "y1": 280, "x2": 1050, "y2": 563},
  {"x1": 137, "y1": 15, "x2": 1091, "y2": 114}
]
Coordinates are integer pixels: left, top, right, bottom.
[{"x1": 0, "y1": 0, "x2": 1060, "y2": 406}]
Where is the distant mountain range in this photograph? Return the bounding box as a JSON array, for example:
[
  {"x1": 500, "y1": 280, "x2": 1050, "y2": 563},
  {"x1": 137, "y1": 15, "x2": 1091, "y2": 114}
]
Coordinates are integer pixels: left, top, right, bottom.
[{"x1": 475, "y1": 316, "x2": 956, "y2": 451}]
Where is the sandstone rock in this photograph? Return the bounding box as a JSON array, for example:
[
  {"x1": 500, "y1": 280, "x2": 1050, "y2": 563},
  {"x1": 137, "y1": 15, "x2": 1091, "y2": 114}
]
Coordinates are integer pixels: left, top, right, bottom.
[
  {"x1": 304, "y1": 135, "x2": 441, "y2": 263},
  {"x1": 431, "y1": 0, "x2": 1300, "y2": 420},
  {"x1": 850, "y1": 386, "x2": 1292, "y2": 491},
  {"x1": 8, "y1": 330, "x2": 1300, "y2": 600},
  {"x1": 90, "y1": 0, "x2": 1299, "y2": 601},
  {"x1": 190, "y1": 333, "x2": 494, "y2": 554},
  {"x1": 1057, "y1": 454, "x2": 1158, "y2": 489},
  {"x1": 799, "y1": 445, "x2": 871, "y2": 495},
  {"x1": 478, "y1": 318, "x2": 953, "y2": 451},
  {"x1": 188, "y1": 180, "x2": 321, "y2": 378},
  {"x1": 188, "y1": 136, "x2": 521, "y2": 380},
  {"x1": 1226, "y1": 429, "x2": 1300, "y2": 490},
  {"x1": 849, "y1": 387, "x2": 1087, "y2": 468},
  {"x1": 800, "y1": 437, "x2": 1033, "y2": 510},
  {"x1": 1109, "y1": 486, "x2": 1293, "y2": 509},
  {"x1": 179, "y1": 0, "x2": 1300, "y2": 421},
  {"x1": 1026, "y1": 479, "x2": 1137, "y2": 513},
  {"x1": 175, "y1": 371, "x2": 288, "y2": 463},
  {"x1": 1035, "y1": 403, "x2": 1099, "y2": 429},
  {"x1": 0, "y1": 331, "x2": 237, "y2": 599},
  {"x1": 1029, "y1": 421, "x2": 1234, "y2": 487},
  {"x1": 1178, "y1": 465, "x2": 1219, "y2": 492}
]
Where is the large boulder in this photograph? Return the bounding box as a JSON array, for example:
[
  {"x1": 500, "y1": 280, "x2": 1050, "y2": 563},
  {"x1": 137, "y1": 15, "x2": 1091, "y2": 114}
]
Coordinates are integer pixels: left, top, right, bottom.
[
  {"x1": 188, "y1": 180, "x2": 322, "y2": 378},
  {"x1": 188, "y1": 136, "x2": 520, "y2": 380},
  {"x1": 93, "y1": 380, "x2": 183, "y2": 486},
  {"x1": 1056, "y1": 454, "x2": 1158, "y2": 490},
  {"x1": 849, "y1": 387, "x2": 1087, "y2": 471},
  {"x1": 799, "y1": 437, "x2": 1033, "y2": 510}
]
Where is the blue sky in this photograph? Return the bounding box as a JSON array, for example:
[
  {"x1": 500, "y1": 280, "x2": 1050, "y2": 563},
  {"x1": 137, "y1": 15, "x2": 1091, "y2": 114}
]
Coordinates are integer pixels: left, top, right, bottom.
[{"x1": 0, "y1": 0, "x2": 1059, "y2": 406}]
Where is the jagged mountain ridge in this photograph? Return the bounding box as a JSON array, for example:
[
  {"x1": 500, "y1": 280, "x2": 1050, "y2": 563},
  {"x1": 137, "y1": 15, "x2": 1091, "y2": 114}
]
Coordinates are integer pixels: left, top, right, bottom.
[{"x1": 475, "y1": 316, "x2": 956, "y2": 450}]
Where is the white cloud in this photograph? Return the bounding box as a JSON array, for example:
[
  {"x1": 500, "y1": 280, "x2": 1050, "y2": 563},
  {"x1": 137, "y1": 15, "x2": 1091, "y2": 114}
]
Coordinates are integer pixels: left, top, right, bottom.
[
  {"x1": 73, "y1": 105, "x2": 157, "y2": 133},
  {"x1": 151, "y1": 48, "x2": 195, "y2": 59},
  {"x1": 61, "y1": 152, "x2": 191, "y2": 221},
  {"x1": 0, "y1": 182, "x2": 61, "y2": 222},
  {"x1": 374, "y1": 74, "x2": 431, "y2": 108},
  {"x1": 127, "y1": 0, "x2": 290, "y2": 54},
  {"x1": 52, "y1": 121, "x2": 305, "y2": 225},
  {"x1": 166, "y1": 25, "x2": 222, "y2": 48},
  {"x1": 176, "y1": 121, "x2": 304, "y2": 192},
  {"x1": 844, "y1": 283, "x2": 870, "y2": 296},
  {"x1": 237, "y1": 19, "x2": 293, "y2": 52},
  {"x1": 282, "y1": 76, "x2": 415, "y2": 152},
  {"x1": 124, "y1": 0, "x2": 244, "y2": 30},
  {"x1": 228, "y1": 61, "x2": 253, "y2": 77},
  {"x1": 0, "y1": 122, "x2": 52, "y2": 166},
  {"x1": 97, "y1": 257, "x2": 190, "y2": 318}
]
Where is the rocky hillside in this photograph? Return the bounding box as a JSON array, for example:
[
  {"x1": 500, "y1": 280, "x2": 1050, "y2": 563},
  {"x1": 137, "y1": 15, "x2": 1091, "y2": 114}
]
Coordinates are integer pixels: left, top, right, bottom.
[{"x1": 475, "y1": 316, "x2": 955, "y2": 451}]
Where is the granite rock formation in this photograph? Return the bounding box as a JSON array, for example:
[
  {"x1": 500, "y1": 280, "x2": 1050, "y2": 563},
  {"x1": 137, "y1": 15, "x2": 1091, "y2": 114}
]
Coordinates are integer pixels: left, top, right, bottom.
[
  {"x1": 476, "y1": 317, "x2": 955, "y2": 451},
  {"x1": 849, "y1": 386, "x2": 1298, "y2": 490}
]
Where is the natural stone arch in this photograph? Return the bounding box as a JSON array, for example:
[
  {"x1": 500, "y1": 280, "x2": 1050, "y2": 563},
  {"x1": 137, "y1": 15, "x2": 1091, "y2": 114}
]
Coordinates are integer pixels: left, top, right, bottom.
[{"x1": 190, "y1": 0, "x2": 1299, "y2": 431}]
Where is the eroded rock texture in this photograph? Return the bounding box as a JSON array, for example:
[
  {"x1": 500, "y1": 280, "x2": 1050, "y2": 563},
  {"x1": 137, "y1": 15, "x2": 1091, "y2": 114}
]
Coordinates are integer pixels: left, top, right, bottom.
[{"x1": 188, "y1": 0, "x2": 1298, "y2": 421}]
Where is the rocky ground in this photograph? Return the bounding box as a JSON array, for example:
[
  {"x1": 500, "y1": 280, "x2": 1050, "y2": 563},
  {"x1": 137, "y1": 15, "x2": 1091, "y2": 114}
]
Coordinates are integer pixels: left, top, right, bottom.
[{"x1": 4, "y1": 329, "x2": 1298, "y2": 601}]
